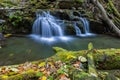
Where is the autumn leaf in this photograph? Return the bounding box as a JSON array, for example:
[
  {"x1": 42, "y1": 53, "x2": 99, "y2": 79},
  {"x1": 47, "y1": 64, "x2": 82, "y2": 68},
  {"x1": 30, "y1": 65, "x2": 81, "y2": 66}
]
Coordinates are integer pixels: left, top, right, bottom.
[
  {"x1": 39, "y1": 62, "x2": 46, "y2": 67},
  {"x1": 1, "y1": 75, "x2": 8, "y2": 79},
  {"x1": 4, "y1": 34, "x2": 12, "y2": 38},
  {"x1": 41, "y1": 76, "x2": 47, "y2": 80}
]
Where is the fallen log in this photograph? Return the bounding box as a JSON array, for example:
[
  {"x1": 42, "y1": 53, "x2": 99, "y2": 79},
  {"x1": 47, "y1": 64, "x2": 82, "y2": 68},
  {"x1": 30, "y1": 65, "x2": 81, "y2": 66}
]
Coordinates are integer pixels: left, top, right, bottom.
[
  {"x1": 53, "y1": 47, "x2": 120, "y2": 70},
  {"x1": 0, "y1": 47, "x2": 119, "y2": 80}
]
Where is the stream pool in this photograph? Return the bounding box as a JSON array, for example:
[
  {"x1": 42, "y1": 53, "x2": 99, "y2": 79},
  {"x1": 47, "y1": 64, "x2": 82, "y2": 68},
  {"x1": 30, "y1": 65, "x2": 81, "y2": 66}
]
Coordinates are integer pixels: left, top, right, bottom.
[{"x1": 0, "y1": 35, "x2": 120, "y2": 66}]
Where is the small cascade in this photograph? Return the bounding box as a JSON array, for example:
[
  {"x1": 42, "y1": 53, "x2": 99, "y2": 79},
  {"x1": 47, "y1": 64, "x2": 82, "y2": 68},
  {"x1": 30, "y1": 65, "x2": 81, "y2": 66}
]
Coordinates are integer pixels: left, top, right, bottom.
[
  {"x1": 74, "y1": 17, "x2": 95, "y2": 36},
  {"x1": 74, "y1": 23, "x2": 81, "y2": 36},
  {"x1": 80, "y1": 18, "x2": 90, "y2": 34},
  {"x1": 30, "y1": 11, "x2": 95, "y2": 42},
  {"x1": 32, "y1": 11, "x2": 63, "y2": 38}
]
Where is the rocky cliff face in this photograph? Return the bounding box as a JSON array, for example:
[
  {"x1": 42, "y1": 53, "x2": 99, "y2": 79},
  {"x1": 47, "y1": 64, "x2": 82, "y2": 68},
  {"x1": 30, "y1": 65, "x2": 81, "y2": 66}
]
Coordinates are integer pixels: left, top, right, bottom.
[{"x1": 1, "y1": 0, "x2": 119, "y2": 34}]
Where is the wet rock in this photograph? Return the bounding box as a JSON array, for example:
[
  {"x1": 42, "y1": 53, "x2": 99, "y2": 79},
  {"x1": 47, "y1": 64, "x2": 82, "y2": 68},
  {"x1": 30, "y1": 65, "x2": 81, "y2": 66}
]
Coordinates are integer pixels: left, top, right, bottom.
[
  {"x1": 89, "y1": 20, "x2": 106, "y2": 34},
  {"x1": 78, "y1": 56, "x2": 87, "y2": 62}
]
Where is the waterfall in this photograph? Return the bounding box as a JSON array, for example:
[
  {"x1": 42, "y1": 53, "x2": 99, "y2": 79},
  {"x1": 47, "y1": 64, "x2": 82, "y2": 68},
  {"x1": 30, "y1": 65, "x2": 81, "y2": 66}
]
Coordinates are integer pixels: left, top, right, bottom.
[
  {"x1": 32, "y1": 11, "x2": 63, "y2": 38},
  {"x1": 74, "y1": 23, "x2": 81, "y2": 36},
  {"x1": 80, "y1": 18, "x2": 90, "y2": 34},
  {"x1": 74, "y1": 17, "x2": 95, "y2": 36},
  {"x1": 30, "y1": 11, "x2": 95, "y2": 42}
]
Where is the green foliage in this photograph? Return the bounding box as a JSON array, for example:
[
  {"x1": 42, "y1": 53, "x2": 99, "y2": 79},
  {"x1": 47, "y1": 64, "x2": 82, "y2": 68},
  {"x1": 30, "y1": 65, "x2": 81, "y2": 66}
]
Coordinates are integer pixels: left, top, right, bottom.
[
  {"x1": 57, "y1": 69, "x2": 66, "y2": 74},
  {"x1": 107, "y1": 3, "x2": 114, "y2": 13},
  {"x1": 48, "y1": 76, "x2": 54, "y2": 80},
  {"x1": 36, "y1": 72, "x2": 43, "y2": 77},
  {"x1": 55, "y1": 51, "x2": 76, "y2": 62},
  {"x1": 74, "y1": 72, "x2": 90, "y2": 79},
  {"x1": 7, "y1": 11, "x2": 23, "y2": 33},
  {"x1": 38, "y1": 62, "x2": 46, "y2": 67},
  {"x1": 5, "y1": 10, "x2": 33, "y2": 33},
  {"x1": 8, "y1": 14, "x2": 22, "y2": 27},
  {"x1": 53, "y1": 47, "x2": 67, "y2": 52}
]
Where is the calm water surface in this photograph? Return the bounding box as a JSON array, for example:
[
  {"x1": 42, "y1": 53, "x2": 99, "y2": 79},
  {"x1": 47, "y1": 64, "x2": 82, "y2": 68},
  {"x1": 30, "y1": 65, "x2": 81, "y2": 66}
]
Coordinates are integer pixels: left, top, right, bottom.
[{"x1": 0, "y1": 35, "x2": 120, "y2": 66}]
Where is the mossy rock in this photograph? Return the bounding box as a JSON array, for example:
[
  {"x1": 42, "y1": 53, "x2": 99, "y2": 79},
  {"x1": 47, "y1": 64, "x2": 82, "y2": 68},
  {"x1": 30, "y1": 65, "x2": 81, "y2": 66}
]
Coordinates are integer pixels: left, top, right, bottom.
[{"x1": 53, "y1": 47, "x2": 120, "y2": 69}]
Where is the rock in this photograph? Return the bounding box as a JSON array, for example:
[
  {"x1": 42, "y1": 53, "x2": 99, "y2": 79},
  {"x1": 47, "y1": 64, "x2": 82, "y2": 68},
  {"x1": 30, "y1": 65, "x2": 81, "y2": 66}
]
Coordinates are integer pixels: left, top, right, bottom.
[
  {"x1": 0, "y1": 19, "x2": 5, "y2": 24},
  {"x1": 89, "y1": 20, "x2": 106, "y2": 34},
  {"x1": 78, "y1": 56, "x2": 87, "y2": 62}
]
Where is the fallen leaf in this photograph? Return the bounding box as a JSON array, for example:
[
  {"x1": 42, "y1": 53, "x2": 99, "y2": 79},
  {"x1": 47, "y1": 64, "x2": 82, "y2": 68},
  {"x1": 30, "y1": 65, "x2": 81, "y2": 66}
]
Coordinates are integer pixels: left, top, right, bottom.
[{"x1": 41, "y1": 76, "x2": 47, "y2": 80}]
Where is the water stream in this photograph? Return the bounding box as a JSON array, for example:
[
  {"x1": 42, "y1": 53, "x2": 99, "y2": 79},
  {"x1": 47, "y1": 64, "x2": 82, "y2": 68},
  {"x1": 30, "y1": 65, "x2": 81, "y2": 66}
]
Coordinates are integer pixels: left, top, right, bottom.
[
  {"x1": 2, "y1": 11, "x2": 119, "y2": 66},
  {"x1": 30, "y1": 11, "x2": 95, "y2": 43},
  {"x1": 0, "y1": 35, "x2": 120, "y2": 66},
  {"x1": 74, "y1": 17, "x2": 95, "y2": 37}
]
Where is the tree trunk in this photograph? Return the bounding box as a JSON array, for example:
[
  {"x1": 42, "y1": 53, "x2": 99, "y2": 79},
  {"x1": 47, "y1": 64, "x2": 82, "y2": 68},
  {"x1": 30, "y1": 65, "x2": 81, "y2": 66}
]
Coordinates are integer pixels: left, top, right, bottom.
[{"x1": 91, "y1": 0, "x2": 120, "y2": 37}]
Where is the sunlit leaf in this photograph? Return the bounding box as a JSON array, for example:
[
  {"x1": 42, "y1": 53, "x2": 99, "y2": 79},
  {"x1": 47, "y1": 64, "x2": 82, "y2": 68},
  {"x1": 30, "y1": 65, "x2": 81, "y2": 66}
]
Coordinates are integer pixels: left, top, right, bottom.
[
  {"x1": 4, "y1": 34, "x2": 12, "y2": 38},
  {"x1": 88, "y1": 42, "x2": 93, "y2": 50},
  {"x1": 41, "y1": 76, "x2": 47, "y2": 80},
  {"x1": 38, "y1": 62, "x2": 46, "y2": 67},
  {"x1": 2, "y1": 75, "x2": 8, "y2": 79}
]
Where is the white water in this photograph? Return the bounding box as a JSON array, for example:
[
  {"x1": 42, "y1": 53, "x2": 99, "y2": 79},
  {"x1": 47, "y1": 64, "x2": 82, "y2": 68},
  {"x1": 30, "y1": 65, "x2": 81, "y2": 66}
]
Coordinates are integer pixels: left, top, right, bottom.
[
  {"x1": 30, "y1": 11, "x2": 95, "y2": 42},
  {"x1": 74, "y1": 23, "x2": 82, "y2": 36},
  {"x1": 32, "y1": 11, "x2": 63, "y2": 37},
  {"x1": 74, "y1": 17, "x2": 95, "y2": 37},
  {"x1": 30, "y1": 11, "x2": 73, "y2": 42}
]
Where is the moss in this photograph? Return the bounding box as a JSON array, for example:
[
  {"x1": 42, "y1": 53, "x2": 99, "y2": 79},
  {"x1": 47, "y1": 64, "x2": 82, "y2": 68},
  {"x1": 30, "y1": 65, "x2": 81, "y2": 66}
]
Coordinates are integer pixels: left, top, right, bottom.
[
  {"x1": 3, "y1": 70, "x2": 36, "y2": 80},
  {"x1": 53, "y1": 47, "x2": 120, "y2": 69},
  {"x1": 93, "y1": 49, "x2": 120, "y2": 69},
  {"x1": 53, "y1": 47, "x2": 67, "y2": 52},
  {"x1": 0, "y1": 47, "x2": 120, "y2": 80}
]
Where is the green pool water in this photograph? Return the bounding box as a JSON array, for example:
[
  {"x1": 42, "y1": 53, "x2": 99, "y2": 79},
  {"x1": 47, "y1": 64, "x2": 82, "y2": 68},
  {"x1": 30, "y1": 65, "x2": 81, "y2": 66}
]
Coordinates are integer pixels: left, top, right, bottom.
[{"x1": 0, "y1": 35, "x2": 120, "y2": 66}]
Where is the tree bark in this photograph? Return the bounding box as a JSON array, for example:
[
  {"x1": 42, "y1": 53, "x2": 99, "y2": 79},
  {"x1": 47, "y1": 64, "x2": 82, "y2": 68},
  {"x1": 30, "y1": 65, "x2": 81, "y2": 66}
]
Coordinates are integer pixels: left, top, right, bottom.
[{"x1": 91, "y1": 0, "x2": 120, "y2": 37}]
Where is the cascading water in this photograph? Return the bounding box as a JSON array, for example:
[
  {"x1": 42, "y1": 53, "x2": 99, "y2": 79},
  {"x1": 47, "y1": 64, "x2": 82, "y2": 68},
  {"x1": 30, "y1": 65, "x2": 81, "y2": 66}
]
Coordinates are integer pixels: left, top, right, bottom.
[
  {"x1": 74, "y1": 23, "x2": 81, "y2": 36},
  {"x1": 80, "y1": 18, "x2": 90, "y2": 34},
  {"x1": 74, "y1": 17, "x2": 95, "y2": 36},
  {"x1": 30, "y1": 11, "x2": 71, "y2": 42},
  {"x1": 30, "y1": 11, "x2": 95, "y2": 42},
  {"x1": 32, "y1": 11, "x2": 63, "y2": 37}
]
